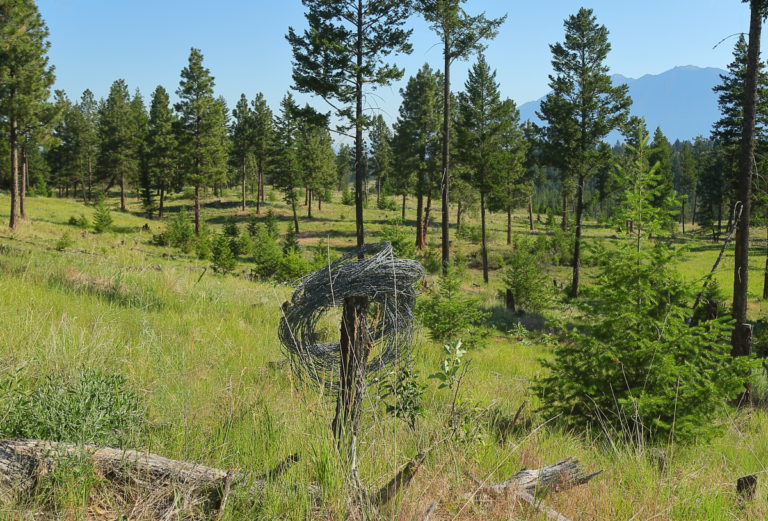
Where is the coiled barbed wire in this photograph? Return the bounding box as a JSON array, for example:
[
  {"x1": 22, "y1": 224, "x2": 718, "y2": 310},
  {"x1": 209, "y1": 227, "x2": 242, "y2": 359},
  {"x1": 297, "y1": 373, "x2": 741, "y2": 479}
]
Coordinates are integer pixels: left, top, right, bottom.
[{"x1": 278, "y1": 242, "x2": 424, "y2": 389}]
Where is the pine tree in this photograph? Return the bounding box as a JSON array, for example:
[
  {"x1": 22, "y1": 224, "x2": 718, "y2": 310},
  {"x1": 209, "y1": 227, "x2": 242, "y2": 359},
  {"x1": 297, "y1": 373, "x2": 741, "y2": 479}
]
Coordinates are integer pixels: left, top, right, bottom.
[
  {"x1": 0, "y1": 0, "x2": 55, "y2": 229},
  {"x1": 648, "y1": 127, "x2": 677, "y2": 230},
  {"x1": 175, "y1": 48, "x2": 229, "y2": 234},
  {"x1": 392, "y1": 64, "x2": 441, "y2": 249},
  {"x1": 130, "y1": 90, "x2": 151, "y2": 217},
  {"x1": 417, "y1": 0, "x2": 506, "y2": 273},
  {"x1": 147, "y1": 86, "x2": 177, "y2": 219},
  {"x1": 271, "y1": 93, "x2": 302, "y2": 233},
  {"x1": 679, "y1": 141, "x2": 698, "y2": 231},
  {"x1": 97, "y1": 79, "x2": 137, "y2": 212},
  {"x1": 538, "y1": 8, "x2": 631, "y2": 297},
  {"x1": 231, "y1": 93, "x2": 254, "y2": 212},
  {"x1": 456, "y1": 54, "x2": 505, "y2": 283},
  {"x1": 287, "y1": 0, "x2": 413, "y2": 250},
  {"x1": 369, "y1": 115, "x2": 393, "y2": 206},
  {"x1": 77, "y1": 90, "x2": 99, "y2": 202},
  {"x1": 299, "y1": 122, "x2": 336, "y2": 218},
  {"x1": 251, "y1": 93, "x2": 274, "y2": 214}
]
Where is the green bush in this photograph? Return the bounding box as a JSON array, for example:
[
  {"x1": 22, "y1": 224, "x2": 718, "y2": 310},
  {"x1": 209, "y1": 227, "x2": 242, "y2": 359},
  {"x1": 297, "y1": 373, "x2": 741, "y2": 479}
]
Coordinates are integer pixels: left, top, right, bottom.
[
  {"x1": 282, "y1": 225, "x2": 300, "y2": 254},
  {"x1": 502, "y1": 237, "x2": 553, "y2": 314},
  {"x1": 417, "y1": 272, "x2": 490, "y2": 349},
  {"x1": 276, "y1": 249, "x2": 312, "y2": 282},
  {"x1": 231, "y1": 232, "x2": 253, "y2": 258},
  {"x1": 252, "y1": 227, "x2": 285, "y2": 280},
  {"x1": 377, "y1": 196, "x2": 398, "y2": 211},
  {"x1": 458, "y1": 223, "x2": 482, "y2": 244},
  {"x1": 162, "y1": 209, "x2": 195, "y2": 252},
  {"x1": 0, "y1": 370, "x2": 146, "y2": 446},
  {"x1": 223, "y1": 217, "x2": 239, "y2": 237},
  {"x1": 264, "y1": 209, "x2": 280, "y2": 238},
  {"x1": 341, "y1": 186, "x2": 354, "y2": 206},
  {"x1": 380, "y1": 219, "x2": 415, "y2": 259},
  {"x1": 68, "y1": 214, "x2": 89, "y2": 229},
  {"x1": 55, "y1": 232, "x2": 74, "y2": 252},
  {"x1": 418, "y1": 248, "x2": 442, "y2": 274},
  {"x1": 211, "y1": 234, "x2": 237, "y2": 274},
  {"x1": 92, "y1": 199, "x2": 113, "y2": 233}
]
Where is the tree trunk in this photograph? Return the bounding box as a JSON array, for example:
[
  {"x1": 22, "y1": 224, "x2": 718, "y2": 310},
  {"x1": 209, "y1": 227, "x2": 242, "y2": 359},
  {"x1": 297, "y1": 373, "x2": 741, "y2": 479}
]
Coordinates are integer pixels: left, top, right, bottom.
[
  {"x1": 241, "y1": 163, "x2": 247, "y2": 211},
  {"x1": 570, "y1": 174, "x2": 585, "y2": 298},
  {"x1": 354, "y1": 0, "x2": 365, "y2": 250},
  {"x1": 416, "y1": 193, "x2": 425, "y2": 250},
  {"x1": 561, "y1": 190, "x2": 568, "y2": 231},
  {"x1": 528, "y1": 196, "x2": 535, "y2": 231},
  {"x1": 481, "y1": 191, "x2": 489, "y2": 284},
  {"x1": 332, "y1": 295, "x2": 371, "y2": 458},
  {"x1": 159, "y1": 186, "x2": 165, "y2": 219},
  {"x1": 194, "y1": 184, "x2": 201, "y2": 235},
  {"x1": 87, "y1": 156, "x2": 93, "y2": 202},
  {"x1": 731, "y1": 0, "x2": 763, "y2": 407},
  {"x1": 507, "y1": 206, "x2": 512, "y2": 245},
  {"x1": 120, "y1": 173, "x2": 126, "y2": 212},
  {"x1": 423, "y1": 192, "x2": 432, "y2": 245},
  {"x1": 505, "y1": 289, "x2": 515, "y2": 312},
  {"x1": 456, "y1": 201, "x2": 463, "y2": 235},
  {"x1": 291, "y1": 200, "x2": 299, "y2": 234},
  {"x1": 307, "y1": 189, "x2": 313, "y2": 218},
  {"x1": 8, "y1": 117, "x2": 18, "y2": 230},
  {"x1": 682, "y1": 199, "x2": 686, "y2": 234},
  {"x1": 441, "y1": 34, "x2": 451, "y2": 275},
  {"x1": 691, "y1": 189, "x2": 697, "y2": 226},
  {"x1": 401, "y1": 194, "x2": 406, "y2": 221},
  {"x1": 20, "y1": 146, "x2": 28, "y2": 219}
]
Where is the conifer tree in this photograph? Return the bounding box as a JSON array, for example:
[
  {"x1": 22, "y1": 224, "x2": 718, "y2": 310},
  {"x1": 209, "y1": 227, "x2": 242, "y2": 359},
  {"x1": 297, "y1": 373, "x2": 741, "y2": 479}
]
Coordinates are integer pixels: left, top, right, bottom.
[
  {"x1": 231, "y1": 93, "x2": 254, "y2": 211},
  {"x1": 175, "y1": 48, "x2": 229, "y2": 234},
  {"x1": 271, "y1": 93, "x2": 302, "y2": 233},
  {"x1": 648, "y1": 127, "x2": 677, "y2": 230},
  {"x1": 130, "y1": 90, "x2": 151, "y2": 217},
  {"x1": 392, "y1": 64, "x2": 441, "y2": 249},
  {"x1": 369, "y1": 115, "x2": 393, "y2": 205},
  {"x1": 417, "y1": 0, "x2": 505, "y2": 273},
  {"x1": 299, "y1": 122, "x2": 336, "y2": 217},
  {"x1": 538, "y1": 8, "x2": 631, "y2": 297},
  {"x1": 287, "y1": 0, "x2": 414, "y2": 249},
  {"x1": 147, "y1": 86, "x2": 177, "y2": 218},
  {"x1": 77, "y1": 90, "x2": 99, "y2": 202},
  {"x1": 97, "y1": 79, "x2": 137, "y2": 211},
  {"x1": 679, "y1": 141, "x2": 698, "y2": 231},
  {"x1": 456, "y1": 54, "x2": 505, "y2": 283},
  {"x1": 0, "y1": 0, "x2": 55, "y2": 229},
  {"x1": 251, "y1": 93, "x2": 274, "y2": 214}
]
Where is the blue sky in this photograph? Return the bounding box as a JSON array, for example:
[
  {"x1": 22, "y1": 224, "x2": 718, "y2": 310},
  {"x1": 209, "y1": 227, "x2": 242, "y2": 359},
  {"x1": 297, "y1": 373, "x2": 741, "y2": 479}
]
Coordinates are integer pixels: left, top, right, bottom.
[{"x1": 38, "y1": 0, "x2": 759, "y2": 126}]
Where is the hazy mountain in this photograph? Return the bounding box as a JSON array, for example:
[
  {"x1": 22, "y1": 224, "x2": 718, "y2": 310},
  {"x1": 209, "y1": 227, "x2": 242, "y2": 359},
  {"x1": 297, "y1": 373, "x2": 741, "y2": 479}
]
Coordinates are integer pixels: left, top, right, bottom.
[{"x1": 518, "y1": 65, "x2": 725, "y2": 142}]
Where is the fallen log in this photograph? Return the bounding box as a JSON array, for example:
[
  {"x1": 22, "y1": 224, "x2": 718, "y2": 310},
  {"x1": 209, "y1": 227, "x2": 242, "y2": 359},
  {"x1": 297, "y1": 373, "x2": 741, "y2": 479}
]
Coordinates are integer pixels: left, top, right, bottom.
[
  {"x1": 0, "y1": 439, "x2": 315, "y2": 509},
  {"x1": 469, "y1": 457, "x2": 601, "y2": 521}
]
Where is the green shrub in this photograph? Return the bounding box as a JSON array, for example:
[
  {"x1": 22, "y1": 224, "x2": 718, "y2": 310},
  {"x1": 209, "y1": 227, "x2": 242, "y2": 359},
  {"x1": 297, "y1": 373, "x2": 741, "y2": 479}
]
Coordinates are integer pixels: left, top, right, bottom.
[
  {"x1": 548, "y1": 227, "x2": 574, "y2": 266},
  {"x1": 276, "y1": 249, "x2": 312, "y2": 282},
  {"x1": 223, "y1": 217, "x2": 239, "y2": 237},
  {"x1": 341, "y1": 186, "x2": 354, "y2": 206},
  {"x1": 252, "y1": 227, "x2": 285, "y2": 280},
  {"x1": 417, "y1": 272, "x2": 490, "y2": 349},
  {"x1": 377, "y1": 196, "x2": 398, "y2": 211},
  {"x1": 92, "y1": 199, "x2": 113, "y2": 233},
  {"x1": 458, "y1": 223, "x2": 482, "y2": 244},
  {"x1": 231, "y1": 232, "x2": 253, "y2": 258},
  {"x1": 282, "y1": 225, "x2": 300, "y2": 254},
  {"x1": 0, "y1": 370, "x2": 146, "y2": 446},
  {"x1": 502, "y1": 237, "x2": 553, "y2": 314},
  {"x1": 159, "y1": 209, "x2": 195, "y2": 252},
  {"x1": 211, "y1": 234, "x2": 237, "y2": 274},
  {"x1": 536, "y1": 138, "x2": 751, "y2": 444},
  {"x1": 196, "y1": 228, "x2": 212, "y2": 260},
  {"x1": 264, "y1": 209, "x2": 280, "y2": 238},
  {"x1": 380, "y1": 219, "x2": 415, "y2": 259},
  {"x1": 378, "y1": 357, "x2": 425, "y2": 430},
  {"x1": 68, "y1": 214, "x2": 89, "y2": 229},
  {"x1": 55, "y1": 232, "x2": 74, "y2": 252},
  {"x1": 418, "y1": 248, "x2": 442, "y2": 274}
]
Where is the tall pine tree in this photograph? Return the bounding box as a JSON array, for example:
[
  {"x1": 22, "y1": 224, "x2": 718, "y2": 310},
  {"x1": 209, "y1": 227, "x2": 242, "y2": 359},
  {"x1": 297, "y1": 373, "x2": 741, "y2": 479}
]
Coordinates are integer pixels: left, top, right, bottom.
[{"x1": 147, "y1": 86, "x2": 177, "y2": 219}]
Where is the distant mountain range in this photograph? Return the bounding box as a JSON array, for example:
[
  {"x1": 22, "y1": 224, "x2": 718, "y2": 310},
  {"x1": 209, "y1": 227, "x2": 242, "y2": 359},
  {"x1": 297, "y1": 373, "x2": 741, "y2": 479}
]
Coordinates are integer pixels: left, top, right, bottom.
[{"x1": 518, "y1": 65, "x2": 726, "y2": 142}]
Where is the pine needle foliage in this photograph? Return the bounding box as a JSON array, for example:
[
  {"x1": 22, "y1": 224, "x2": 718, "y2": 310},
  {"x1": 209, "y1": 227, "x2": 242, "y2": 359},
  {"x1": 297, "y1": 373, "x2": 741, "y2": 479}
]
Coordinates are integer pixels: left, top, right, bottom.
[{"x1": 535, "y1": 138, "x2": 754, "y2": 443}]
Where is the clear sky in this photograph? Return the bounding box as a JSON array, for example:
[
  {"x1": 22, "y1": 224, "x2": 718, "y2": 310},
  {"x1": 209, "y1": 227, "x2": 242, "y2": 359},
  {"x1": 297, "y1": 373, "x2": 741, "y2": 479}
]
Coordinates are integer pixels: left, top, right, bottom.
[{"x1": 37, "y1": 0, "x2": 760, "y2": 128}]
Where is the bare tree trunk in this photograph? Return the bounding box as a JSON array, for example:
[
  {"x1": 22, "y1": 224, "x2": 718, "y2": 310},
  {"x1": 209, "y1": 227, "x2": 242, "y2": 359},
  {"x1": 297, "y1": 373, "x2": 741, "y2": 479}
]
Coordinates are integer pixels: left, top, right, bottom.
[
  {"x1": 241, "y1": 163, "x2": 247, "y2": 211},
  {"x1": 731, "y1": 0, "x2": 763, "y2": 407},
  {"x1": 120, "y1": 173, "x2": 126, "y2": 212},
  {"x1": 20, "y1": 146, "x2": 28, "y2": 219},
  {"x1": 528, "y1": 196, "x2": 535, "y2": 231},
  {"x1": 561, "y1": 190, "x2": 568, "y2": 231},
  {"x1": 416, "y1": 193, "x2": 425, "y2": 250},
  {"x1": 354, "y1": 0, "x2": 365, "y2": 250},
  {"x1": 8, "y1": 117, "x2": 18, "y2": 230},
  {"x1": 691, "y1": 189, "x2": 697, "y2": 226},
  {"x1": 682, "y1": 199, "x2": 686, "y2": 234},
  {"x1": 481, "y1": 191, "x2": 489, "y2": 284},
  {"x1": 194, "y1": 184, "x2": 201, "y2": 235},
  {"x1": 441, "y1": 35, "x2": 451, "y2": 275},
  {"x1": 292, "y1": 199, "x2": 299, "y2": 234},
  {"x1": 307, "y1": 189, "x2": 313, "y2": 218},
  {"x1": 423, "y1": 192, "x2": 432, "y2": 245},
  {"x1": 570, "y1": 174, "x2": 585, "y2": 298},
  {"x1": 159, "y1": 186, "x2": 165, "y2": 219},
  {"x1": 507, "y1": 206, "x2": 512, "y2": 245},
  {"x1": 456, "y1": 201, "x2": 463, "y2": 235},
  {"x1": 401, "y1": 194, "x2": 406, "y2": 221}
]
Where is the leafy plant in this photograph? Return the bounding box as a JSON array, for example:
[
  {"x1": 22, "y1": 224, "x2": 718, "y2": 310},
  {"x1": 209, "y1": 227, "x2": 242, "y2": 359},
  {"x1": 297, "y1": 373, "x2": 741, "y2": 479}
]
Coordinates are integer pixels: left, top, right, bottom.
[
  {"x1": 341, "y1": 186, "x2": 354, "y2": 206},
  {"x1": 55, "y1": 232, "x2": 74, "y2": 252},
  {"x1": 417, "y1": 273, "x2": 490, "y2": 349},
  {"x1": 502, "y1": 237, "x2": 553, "y2": 313},
  {"x1": 211, "y1": 234, "x2": 236, "y2": 274},
  {"x1": 223, "y1": 216, "x2": 240, "y2": 237},
  {"x1": 0, "y1": 369, "x2": 146, "y2": 446},
  {"x1": 282, "y1": 224, "x2": 300, "y2": 254},
  {"x1": 163, "y1": 209, "x2": 195, "y2": 252},
  {"x1": 380, "y1": 218, "x2": 415, "y2": 258},
  {"x1": 68, "y1": 214, "x2": 89, "y2": 229},
  {"x1": 92, "y1": 199, "x2": 113, "y2": 233},
  {"x1": 379, "y1": 357, "x2": 425, "y2": 430}
]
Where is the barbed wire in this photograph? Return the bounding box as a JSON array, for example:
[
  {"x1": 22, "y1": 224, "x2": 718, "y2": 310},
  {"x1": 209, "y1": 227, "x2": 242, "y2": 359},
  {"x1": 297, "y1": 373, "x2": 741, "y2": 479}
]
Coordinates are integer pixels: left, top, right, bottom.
[{"x1": 278, "y1": 242, "x2": 424, "y2": 389}]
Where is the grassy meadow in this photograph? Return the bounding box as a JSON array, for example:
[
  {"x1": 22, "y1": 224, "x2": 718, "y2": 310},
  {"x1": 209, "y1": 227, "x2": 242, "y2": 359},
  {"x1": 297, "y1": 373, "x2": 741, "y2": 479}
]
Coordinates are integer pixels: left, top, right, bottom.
[{"x1": 1, "y1": 188, "x2": 768, "y2": 520}]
